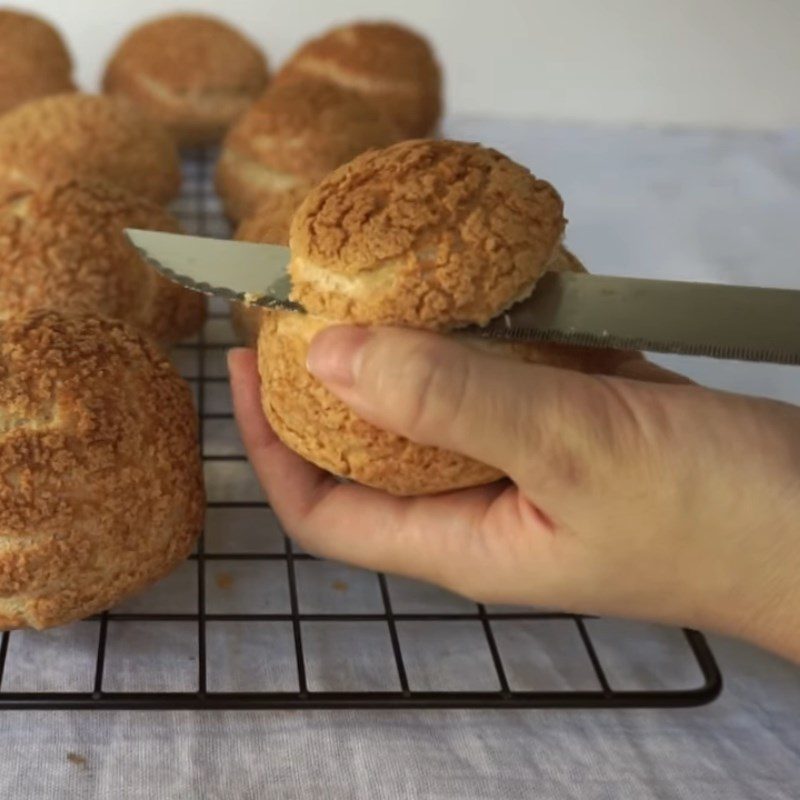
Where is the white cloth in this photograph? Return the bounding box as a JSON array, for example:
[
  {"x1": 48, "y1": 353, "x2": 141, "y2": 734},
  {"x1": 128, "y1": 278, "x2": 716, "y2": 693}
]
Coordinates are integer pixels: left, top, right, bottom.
[
  {"x1": 1, "y1": 118, "x2": 798, "y2": 799},
  {"x1": 1, "y1": 637, "x2": 798, "y2": 799}
]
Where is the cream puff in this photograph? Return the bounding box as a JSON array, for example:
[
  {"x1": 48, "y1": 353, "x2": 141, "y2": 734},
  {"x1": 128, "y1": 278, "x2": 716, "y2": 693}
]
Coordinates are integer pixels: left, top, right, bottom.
[
  {"x1": 103, "y1": 13, "x2": 269, "y2": 146},
  {"x1": 258, "y1": 140, "x2": 643, "y2": 495},
  {"x1": 0, "y1": 310, "x2": 204, "y2": 630},
  {"x1": 215, "y1": 78, "x2": 399, "y2": 223},
  {"x1": 0, "y1": 93, "x2": 181, "y2": 204},
  {"x1": 0, "y1": 179, "x2": 205, "y2": 343},
  {"x1": 275, "y1": 21, "x2": 442, "y2": 138}
]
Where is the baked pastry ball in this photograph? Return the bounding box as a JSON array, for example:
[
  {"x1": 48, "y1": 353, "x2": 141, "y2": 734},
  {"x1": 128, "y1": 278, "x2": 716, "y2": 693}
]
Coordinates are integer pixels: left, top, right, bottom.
[
  {"x1": 215, "y1": 78, "x2": 399, "y2": 223},
  {"x1": 0, "y1": 93, "x2": 181, "y2": 205},
  {"x1": 276, "y1": 21, "x2": 442, "y2": 138},
  {"x1": 0, "y1": 179, "x2": 205, "y2": 343},
  {"x1": 0, "y1": 311, "x2": 204, "y2": 630},
  {"x1": 229, "y1": 193, "x2": 300, "y2": 346},
  {"x1": 103, "y1": 13, "x2": 269, "y2": 146},
  {"x1": 291, "y1": 139, "x2": 568, "y2": 327},
  {"x1": 0, "y1": 10, "x2": 75, "y2": 115},
  {"x1": 258, "y1": 140, "x2": 642, "y2": 495}
]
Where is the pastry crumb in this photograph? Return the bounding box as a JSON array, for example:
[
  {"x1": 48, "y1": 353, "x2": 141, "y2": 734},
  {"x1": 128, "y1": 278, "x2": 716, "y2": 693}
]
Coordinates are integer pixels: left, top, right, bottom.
[
  {"x1": 215, "y1": 571, "x2": 234, "y2": 590},
  {"x1": 66, "y1": 752, "x2": 88, "y2": 769}
]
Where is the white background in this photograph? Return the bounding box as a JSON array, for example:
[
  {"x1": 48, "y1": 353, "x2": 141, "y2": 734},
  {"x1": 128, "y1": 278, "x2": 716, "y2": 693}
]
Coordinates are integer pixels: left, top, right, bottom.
[{"x1": 17, "y1": 0, "x2": 800, "y2": 129}]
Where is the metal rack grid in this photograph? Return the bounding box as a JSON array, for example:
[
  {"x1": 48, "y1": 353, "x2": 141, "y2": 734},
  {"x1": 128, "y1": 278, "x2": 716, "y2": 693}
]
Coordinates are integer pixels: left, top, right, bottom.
[{"x1": 0, "y1": 149, "x2": 722, "y2": 710}]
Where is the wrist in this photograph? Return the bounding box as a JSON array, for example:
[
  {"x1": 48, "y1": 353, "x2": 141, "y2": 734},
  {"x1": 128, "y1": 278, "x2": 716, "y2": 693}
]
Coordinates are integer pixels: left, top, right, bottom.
[{"x1": 691, "y1": 396, "x2": 800, "y2": 662}]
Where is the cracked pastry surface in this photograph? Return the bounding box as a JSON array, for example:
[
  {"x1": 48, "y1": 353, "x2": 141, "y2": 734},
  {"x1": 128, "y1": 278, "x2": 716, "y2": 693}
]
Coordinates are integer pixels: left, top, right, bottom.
[
  {"x1": 289, "y1": 139, "x2": 566, "y2": 328},
  {"x1": 0, "y1": 179, "x2": 205, "y2": 342},
  {"x1": 259, "y1": 139, "x2": 643, "y2": 495},
  {"x1": 275, "y1": 21, "x2": 442, "y2": 138},
  {"x1": 0, "y1": 311, "x2": 204, "y2": 629},
  {"x1": 103, "y1": 13, "x2": 269, "y2": 146},
  {"x1": 215, "y1": 78, "x2": 399, "y2": 222},
  {"x1": 0, "y1": 10, "x2": 75, "y2": 115},
  {"x1": 0, "y1": 93, "x2": 181, "y2": 204}
]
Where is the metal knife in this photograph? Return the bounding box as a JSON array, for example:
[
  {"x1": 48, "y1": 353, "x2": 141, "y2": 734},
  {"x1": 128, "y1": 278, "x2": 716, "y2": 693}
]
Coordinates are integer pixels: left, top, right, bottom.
[{"x1": 126, "y1": 229, "x2": 800, "y2": 365}]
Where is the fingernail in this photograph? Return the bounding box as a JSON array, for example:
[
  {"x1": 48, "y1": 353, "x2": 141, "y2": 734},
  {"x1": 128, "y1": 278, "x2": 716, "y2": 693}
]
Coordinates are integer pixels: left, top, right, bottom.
[{"x1": 306, "y1": 326, "x2": 372, "y2": 387}]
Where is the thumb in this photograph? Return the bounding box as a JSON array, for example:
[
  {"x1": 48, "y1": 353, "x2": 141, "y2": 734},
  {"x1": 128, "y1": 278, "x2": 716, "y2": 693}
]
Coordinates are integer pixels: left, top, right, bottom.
[{"x1": 305, "y1": 325, "x2": 603, "y2": 486}]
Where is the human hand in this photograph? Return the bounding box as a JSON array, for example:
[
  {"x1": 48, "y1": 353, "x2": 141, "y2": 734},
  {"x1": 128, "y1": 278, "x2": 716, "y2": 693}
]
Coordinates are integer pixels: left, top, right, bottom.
[{"x1": 228, "y1": 329, "x2": 800, "y2": 662}]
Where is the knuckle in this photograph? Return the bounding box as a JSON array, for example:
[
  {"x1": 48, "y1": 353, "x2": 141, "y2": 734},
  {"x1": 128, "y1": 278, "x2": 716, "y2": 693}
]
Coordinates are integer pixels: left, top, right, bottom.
[
  {"x1": 393, "y1": 342, "x2": 470, "y2": 441},
  {"x1": 512, "y1": 376, "x2": 593, "y2": 491}
]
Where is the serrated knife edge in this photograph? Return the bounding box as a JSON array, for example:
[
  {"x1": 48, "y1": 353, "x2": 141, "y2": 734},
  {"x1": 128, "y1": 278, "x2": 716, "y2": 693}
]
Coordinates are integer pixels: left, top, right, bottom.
[{"x1": 126, "y1": 229, "x2": 800, "y2": 365}]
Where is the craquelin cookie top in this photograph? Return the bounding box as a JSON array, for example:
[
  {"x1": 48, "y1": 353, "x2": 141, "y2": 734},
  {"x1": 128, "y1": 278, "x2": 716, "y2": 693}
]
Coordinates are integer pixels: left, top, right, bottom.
[
  {"x1": 0, "y1": 310, "x2": 203, "y2": 629},
  {"x1": 0, "y1": 313, "x2": 198, "y2": 527},
  {"x1": 103, "y1": 13, "x2": 269, "y2": 96},
  {"x1": 0, "y1": 179, "x2": 204, "y2": 341},
  {"x1": 224, "y1": 78, "x2": 400, "y2": 180},
  {"x1": 289, "y1": 139, "x2": 566, "y2": 327},
  {"x1": 276, "y1": 21, "x2": 441, "y2": 136},
  {"x1": 0, "y1": 93, "x2": 180, "y2": 203}
]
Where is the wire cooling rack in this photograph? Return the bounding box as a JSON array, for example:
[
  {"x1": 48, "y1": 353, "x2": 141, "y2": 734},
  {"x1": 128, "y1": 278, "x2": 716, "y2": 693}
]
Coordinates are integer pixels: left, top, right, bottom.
[{"x1": 0, "y1": 150, "x2": 721, "y2": 710}]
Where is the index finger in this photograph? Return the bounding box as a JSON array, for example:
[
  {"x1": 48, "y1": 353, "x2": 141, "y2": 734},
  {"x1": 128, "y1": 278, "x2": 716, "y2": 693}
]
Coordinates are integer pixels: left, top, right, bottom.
[{"x1": 226, "y1": 347, "x2": 505, "y2": 590}]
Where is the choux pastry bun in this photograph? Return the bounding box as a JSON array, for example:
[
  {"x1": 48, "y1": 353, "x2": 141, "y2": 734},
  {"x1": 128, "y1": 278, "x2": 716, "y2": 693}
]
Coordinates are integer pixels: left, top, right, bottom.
[
  {"x1": 259, "y1": 140, "x2": 642, "y2": 495},
  {"x1": 103, "y1": 13, "x2": 269, "y2": 146},
  {"x1": 0, "y1": 311, "x2": 204, "y2": 629},
  {"x1": 276, "y1": 21, "x2": 442, "y2": 138},
  {"x1": 0, "y1": 179, "x2": 205, "y2": 343},
  {"x1": 0, "y1": 93, "x2": 181, "y2": 205},
  {"x1": 215, "y1": 78, "x2": 399, "y2": 223}
]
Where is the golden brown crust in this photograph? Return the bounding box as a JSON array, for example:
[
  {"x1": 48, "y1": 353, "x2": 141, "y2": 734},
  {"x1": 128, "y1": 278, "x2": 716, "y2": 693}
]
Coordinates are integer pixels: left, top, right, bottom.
[
  {"x1": 0, "y1": 64, "x2": 75, "y2": 117},
  {"x1": 0, "y1": 93, "x2": 181, "y2": 204},
  {"x1": 259, "y1": 311, "x2": 642, "y2": 495},
  {"x1": 230, "y1": 194, "x2": 298, "y2": 344},
  {"x1": 275, "y1": 21, "x2": 442, "y2": 137},
  {"x1": 0, "y1": 10, "x2": 75, "y2": 115},
  {"x1": 235, "y1": 193, "x2": 298, "y2": 244},
  {"x1": 0, "y1": 179, "x2": 205, "y2": 342},
  {"x1": 0, "y1": 311, "x2": 204, "y2": 629},
  {"x1": 215, "y1": 154, "x2": 312, "y2": 225},
  {"x1": 289, "y1": 139, "x2": 566, "y2": 328},
  {"x1": 103, "y1": 13, "x2": 269, "y2": 146},
  {"x1": 215, "y1": 78, "x2": 399, "y2": 222},
  {"x1": 0, "y1": 10, "x2": 72, "y2": 73},
  {"x1": 215, "y1": 153, "x2": 313, "y2": 225}
]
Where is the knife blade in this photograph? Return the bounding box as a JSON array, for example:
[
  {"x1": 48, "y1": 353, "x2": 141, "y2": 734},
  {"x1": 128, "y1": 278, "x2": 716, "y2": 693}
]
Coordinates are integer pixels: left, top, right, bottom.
[
  {"x1": 126, "y1": 229, "x2": 800, "y2": 365},
  {"x1": 126, "y1": 229, "x2": 301, "y2": 312}
]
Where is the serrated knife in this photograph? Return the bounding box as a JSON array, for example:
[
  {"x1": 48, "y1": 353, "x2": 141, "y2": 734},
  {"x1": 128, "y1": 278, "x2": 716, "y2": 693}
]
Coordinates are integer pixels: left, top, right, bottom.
[{"x1": 126, "y1": 229, "x2": 800, "y2": 365}]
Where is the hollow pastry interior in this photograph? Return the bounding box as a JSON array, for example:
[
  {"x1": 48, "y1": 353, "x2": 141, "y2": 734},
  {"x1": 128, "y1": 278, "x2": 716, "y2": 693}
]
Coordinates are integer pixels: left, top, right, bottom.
[
  {"x1": 275, "y1": 21, "x2": 442, "y2": 138},
  {"x1": 0, "y1": 179, "x2": 205, "y2": 342},
  {"x1": 103, "y1": 13, "x2": 269, "y2": 146},
  {"x1": 0, "y1": 93, "x2": 181, "y2": 205},
  {"x1": 215, "y1": 78, "x2": 399, "y2": 222},
  {"x1": 0, "y1": 311, "x2": 204, "y2": 630}
]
